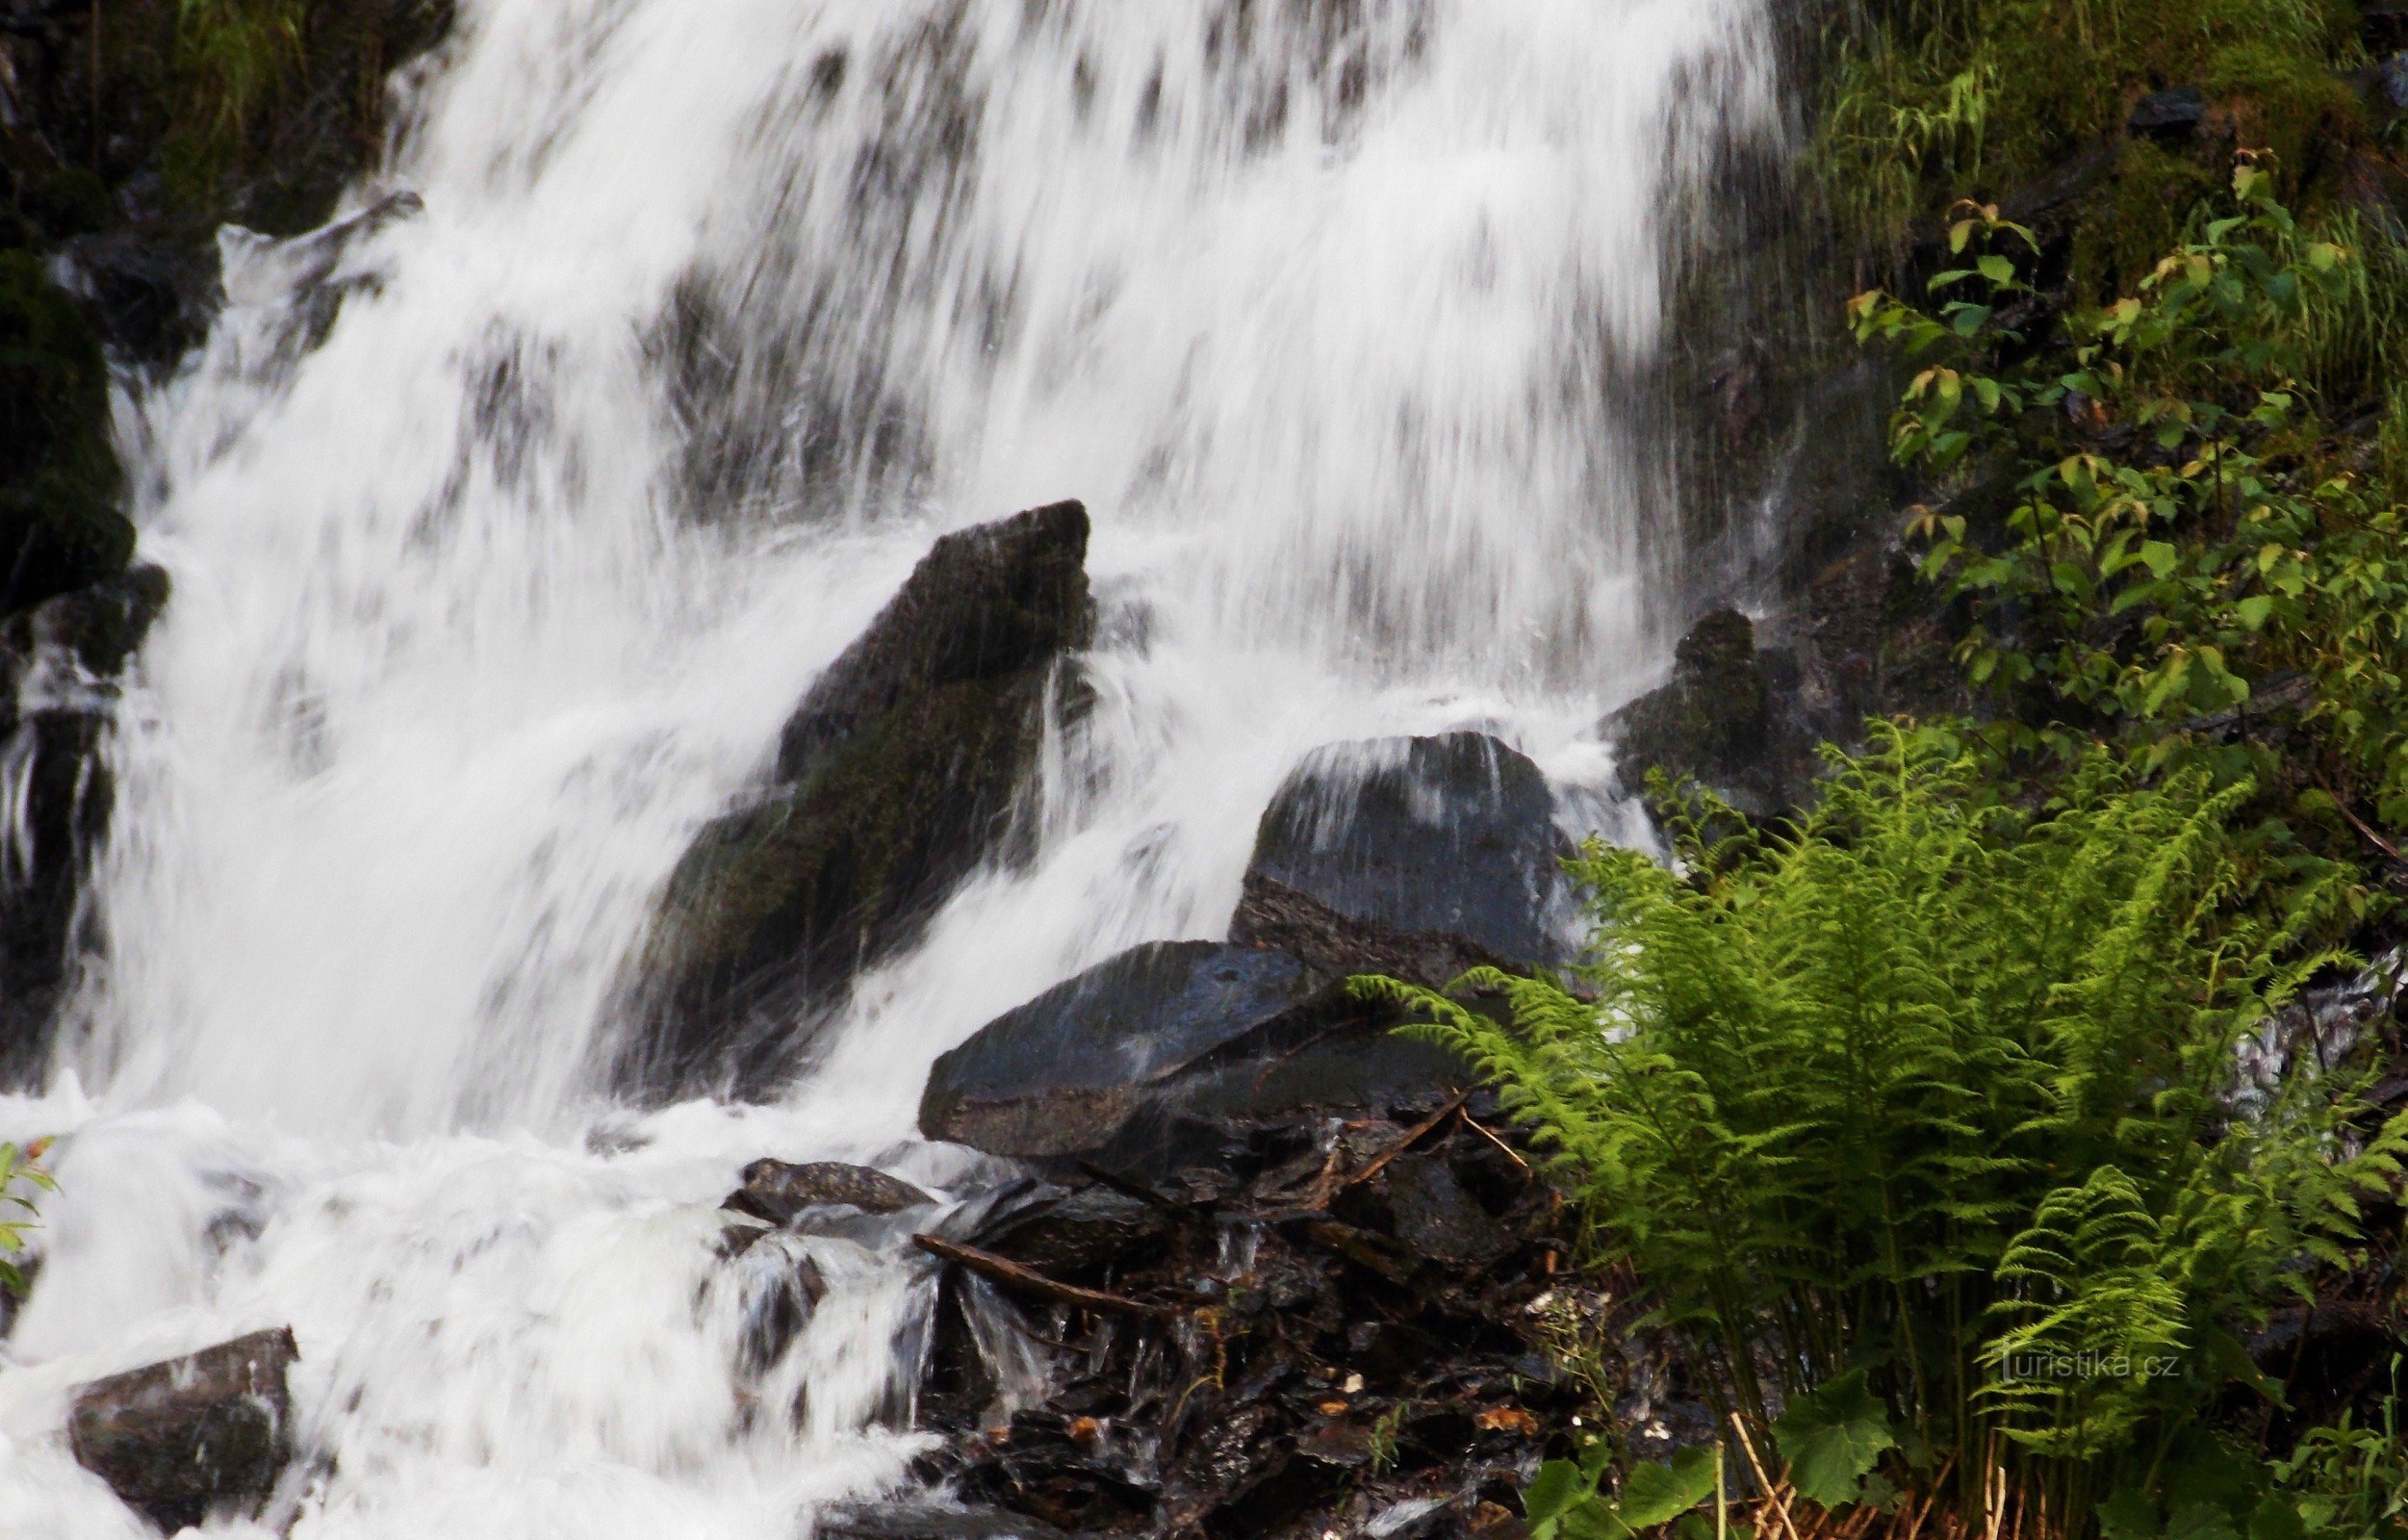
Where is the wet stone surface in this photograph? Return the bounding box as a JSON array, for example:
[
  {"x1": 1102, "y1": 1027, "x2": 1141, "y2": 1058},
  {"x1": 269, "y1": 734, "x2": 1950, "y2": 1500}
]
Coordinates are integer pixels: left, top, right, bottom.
[
  {"x1": 66, "y1": 1327, "x2": 299, "y2": 1532},
  {"x1": 895, "y1": 1094, "x2": 1682, "y2": 1540}
]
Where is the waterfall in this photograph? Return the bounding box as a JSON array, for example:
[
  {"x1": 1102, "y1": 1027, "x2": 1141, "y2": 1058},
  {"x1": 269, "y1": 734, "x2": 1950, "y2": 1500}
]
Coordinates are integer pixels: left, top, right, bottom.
[{"x1": 0, "y1": 1, "x2": 1774, "y2": 1533}]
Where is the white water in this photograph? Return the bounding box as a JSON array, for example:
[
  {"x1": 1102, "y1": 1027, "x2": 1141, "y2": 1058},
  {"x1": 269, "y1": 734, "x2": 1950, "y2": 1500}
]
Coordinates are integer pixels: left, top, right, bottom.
[{"x1": 0, "y1": 2, "x2": 1774, "y2": 1533}]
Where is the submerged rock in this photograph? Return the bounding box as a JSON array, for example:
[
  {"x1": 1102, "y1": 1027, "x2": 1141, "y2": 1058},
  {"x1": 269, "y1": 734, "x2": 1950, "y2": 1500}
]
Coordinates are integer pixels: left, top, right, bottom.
[
  {"x1": 1230, "y1": 732, "x2": 1572, "y2": 986},
  {"x1": 819, "y1": 1502, "x2": 1069, "y2": 1540},
  {"x1": 620, "y1": 500, "x2": 1093, "y2": 1099},
  {"x1": 67, "y1": 1327, "x2": 299, "y2": 1532}
]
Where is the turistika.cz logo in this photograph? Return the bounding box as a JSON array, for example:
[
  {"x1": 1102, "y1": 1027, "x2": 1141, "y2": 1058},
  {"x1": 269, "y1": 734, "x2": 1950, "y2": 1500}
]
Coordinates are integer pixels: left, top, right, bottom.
[{"x1": 1999, "y1": 1350, "x2": 2181, "y2": 1381}]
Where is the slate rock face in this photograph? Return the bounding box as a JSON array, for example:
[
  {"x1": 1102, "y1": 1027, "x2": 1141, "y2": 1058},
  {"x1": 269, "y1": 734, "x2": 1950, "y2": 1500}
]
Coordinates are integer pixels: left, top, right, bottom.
[
  {"x1": 67, "y1": 1327, "x2": 299, "y2": 1532},
  {"x1": 919, "y1": 941, "x2": 1328, "y2": 1161},
  {"x1": 619, "y1": 500, "x2": 1092, "y2": 1099},
  {"x1": 1230, "y1": 732, "x2": 1573, "y2": 986}
]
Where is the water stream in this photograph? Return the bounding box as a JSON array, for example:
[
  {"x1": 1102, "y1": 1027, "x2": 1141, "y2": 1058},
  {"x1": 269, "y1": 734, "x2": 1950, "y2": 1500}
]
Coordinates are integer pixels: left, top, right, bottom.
[{"x1": 0, "y1": 3, "x2": 1775, "y2": 1533}]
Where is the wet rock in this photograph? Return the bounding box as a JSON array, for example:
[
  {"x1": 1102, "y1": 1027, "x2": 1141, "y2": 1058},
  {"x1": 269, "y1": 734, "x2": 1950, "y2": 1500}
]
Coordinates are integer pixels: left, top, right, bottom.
[
  {"x1": 0, "y1": 565, "x2": 171, "y2": 1085},
  {"x1": 67, "y1": 1327, "x2": 299, "y2": 1532},
  {"x1": 1604, "y1": 608, "x2": 1817, "y2": 820},
  {"x1": 1347, "y1": 1151, "x2": 1515, "y2": 1269},
  {"x1": 2384, "y1": 53, "x2": 2408, "y2": 111},
  {"x1": 730, "y1": 1242, "x2": 830, "y2": 1383},
  {"x1": 727, "y1": 1159, "x2": 934, "y2": 1224},
  {"x1": 968, "y1": 1184, "x2": 1173, "y2": 1275},
  {"x1": 819, "y1": 1502, "x2": 1069, "y2": 1540},
  {"x1": 622, "y1": 500, "x2": 1093, "y2": 1099},
  {"x1": 1230, "y1": 732, "x2": 1573, "y2": 986},
  {"x1": 2129, "y1": 86, "x2": 2208, "y2": 139},
  {"x1": 772, "y1": 500, "x2": 1092, "y2": 783},
  {"x1": 920, "y1": 941, "x2": 1329, "y2": 1160}
]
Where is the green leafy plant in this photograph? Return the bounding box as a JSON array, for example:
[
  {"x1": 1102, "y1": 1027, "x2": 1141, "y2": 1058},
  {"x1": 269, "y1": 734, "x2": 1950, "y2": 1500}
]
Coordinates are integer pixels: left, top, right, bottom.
[
  {"x1": 0, "y1": 1140, "x2": 55, "y2": 1297},
  {"x1": 2267, "y1": 1361, "x2": 2408, "y2": 1539},
  {"x1": 1361, "y1": 730, "x2": 2408, "y2": 1527},
  {"x1": 1853, "y1": 167, "x2": 2408, "y2": 855},
  {"x1": 1527, "y1": 1438, "x2": 1728, "y2": 1540}
]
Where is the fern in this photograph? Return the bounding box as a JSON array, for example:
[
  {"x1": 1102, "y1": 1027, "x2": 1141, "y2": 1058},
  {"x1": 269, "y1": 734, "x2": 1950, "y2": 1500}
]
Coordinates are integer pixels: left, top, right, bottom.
[{"x1": 1361, "y1": 727, "x2": 2408, "y2": 1524}]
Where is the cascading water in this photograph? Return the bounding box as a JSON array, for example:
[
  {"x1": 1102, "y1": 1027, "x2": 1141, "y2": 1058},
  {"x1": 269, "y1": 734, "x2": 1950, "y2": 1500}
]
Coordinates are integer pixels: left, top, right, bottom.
[{"x1": 0, "y1": 2, "x2": 1775, "y2": 1533}]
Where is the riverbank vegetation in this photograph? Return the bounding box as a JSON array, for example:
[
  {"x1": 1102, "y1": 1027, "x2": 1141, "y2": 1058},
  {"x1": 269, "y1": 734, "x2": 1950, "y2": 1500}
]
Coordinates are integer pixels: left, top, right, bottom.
[{"x1": 1379, "y1": 119, "x2": 2408, "y2": 1536}]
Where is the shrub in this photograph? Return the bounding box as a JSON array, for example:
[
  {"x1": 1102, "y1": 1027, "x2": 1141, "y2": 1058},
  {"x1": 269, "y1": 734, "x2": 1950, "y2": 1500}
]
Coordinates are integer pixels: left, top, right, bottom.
[
  {"x1": 1851, "y1": 167, "x2": 2408, "y2": 861},
  {"x1": 1361, "y1": 730, "x2": 2407, "y2": 1527}
]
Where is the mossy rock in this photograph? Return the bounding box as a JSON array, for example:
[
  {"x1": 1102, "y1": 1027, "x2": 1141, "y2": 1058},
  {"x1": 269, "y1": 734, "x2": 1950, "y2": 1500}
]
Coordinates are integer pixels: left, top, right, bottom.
[
  {"x1": 1607, "y1": 609, "x2": 1822, "y2": 820},
  {"x1": 619, "y1": 502, "x2": 1093, "y2": 1100}
]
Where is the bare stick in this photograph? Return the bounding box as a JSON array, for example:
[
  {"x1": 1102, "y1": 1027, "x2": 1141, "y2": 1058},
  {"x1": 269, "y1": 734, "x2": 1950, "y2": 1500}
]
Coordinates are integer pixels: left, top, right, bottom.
[{"x1": 914, "y1": 1235, "x2": 1175, "y2": 1321}]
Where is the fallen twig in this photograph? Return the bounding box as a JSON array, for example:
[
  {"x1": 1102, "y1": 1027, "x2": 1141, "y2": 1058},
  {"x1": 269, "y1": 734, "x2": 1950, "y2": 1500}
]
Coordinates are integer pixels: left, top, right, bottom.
[
  {"x1": 1342, "y1": 1090, "x2": 1472, "y2": 1192},
  {"x1": 1458, "y1": 1109, "x2": 1531, "y2": 1174},
  {"x1": 914, "y1": 1234, "x2": 1176, "y2": 1320}
]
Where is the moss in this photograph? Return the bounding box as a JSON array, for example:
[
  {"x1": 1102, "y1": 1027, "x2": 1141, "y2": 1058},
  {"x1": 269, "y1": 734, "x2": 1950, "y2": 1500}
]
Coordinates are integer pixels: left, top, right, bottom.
[
  {"x1": 2067, "y1": 138, "x2": 2223, "y2": 302},
  {"x1": 0, "y1": 253, "x2": 133, "y2": 613}
]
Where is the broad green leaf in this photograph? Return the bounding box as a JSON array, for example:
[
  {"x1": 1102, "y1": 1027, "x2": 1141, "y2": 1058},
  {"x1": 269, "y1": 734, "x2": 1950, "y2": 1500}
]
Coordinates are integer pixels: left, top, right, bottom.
[
  {"x1": 1527, "y1": 1460, "x2": 1589, "y2": 1526},
  {"x1": 2140, "y1": 541, "x2": 2179, "y2": 578},
  {"x1": 1612, "y1": 1448, "x2": 1718, "y2": 1530},
  {"x1": 1978, "y1": 253, "x2": 2015, "y2": 286},
  {"x1": 1772, "y1": 1373, "x2": 1896, "y2": 1510}
]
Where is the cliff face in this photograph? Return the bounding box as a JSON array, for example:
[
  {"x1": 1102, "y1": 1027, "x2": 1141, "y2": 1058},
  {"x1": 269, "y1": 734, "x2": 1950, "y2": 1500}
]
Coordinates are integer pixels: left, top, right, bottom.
[{"x1": 0, "y1": 0, "x2": 451, "y2": 1080}]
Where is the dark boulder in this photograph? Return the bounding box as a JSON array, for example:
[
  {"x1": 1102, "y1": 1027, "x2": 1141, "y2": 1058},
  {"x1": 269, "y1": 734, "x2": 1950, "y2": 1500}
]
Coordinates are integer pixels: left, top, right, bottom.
[
  {"x1": 1229, "y1": 732, "x2": 1572, "y2": 987},
  {"x1": 921, "y1": 941, "x2": 1328, "y2": 1161},
  {"x1": 919, "y1": 940, "x2": 1470, "y2": 1175},
  {"x1": 0, "y1": 565, "x2": 172, "y2": 1085},
  {"x1": 772, "y1": 500, "x2": 1091, "y2": 781},
  {"x1": 67, "y1": 1327, "x2": 299, "y2": 1532},
  {"x1": 619, "y1": 500, "x2": 1093, "y2": 1099},
  {"x1": 1603, "y1": 608, "x2": 1817, "y2": 821},
  {"x1": 725, "y1": 1159, "x2": 934, "y2": 1224}
]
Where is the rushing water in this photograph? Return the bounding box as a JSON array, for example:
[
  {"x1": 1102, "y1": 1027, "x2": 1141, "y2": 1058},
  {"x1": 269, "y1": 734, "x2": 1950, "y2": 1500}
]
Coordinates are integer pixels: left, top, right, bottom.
[{"x1": 0, "y1": 2, "x2": 1774, "y2": 1533}]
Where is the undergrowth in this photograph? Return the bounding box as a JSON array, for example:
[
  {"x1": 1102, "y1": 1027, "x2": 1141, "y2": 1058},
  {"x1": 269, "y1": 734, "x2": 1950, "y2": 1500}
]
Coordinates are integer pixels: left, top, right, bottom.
[
  {"x1": 1361, "y1": 731, "x2": 2408, "y2": 1535},
  {"x1": 1853, "y1": 167, "x2": 2408, "y2": 851},
  {"x1": 1816, "y1": 0, "x2": 2368, "y2": 291}
]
